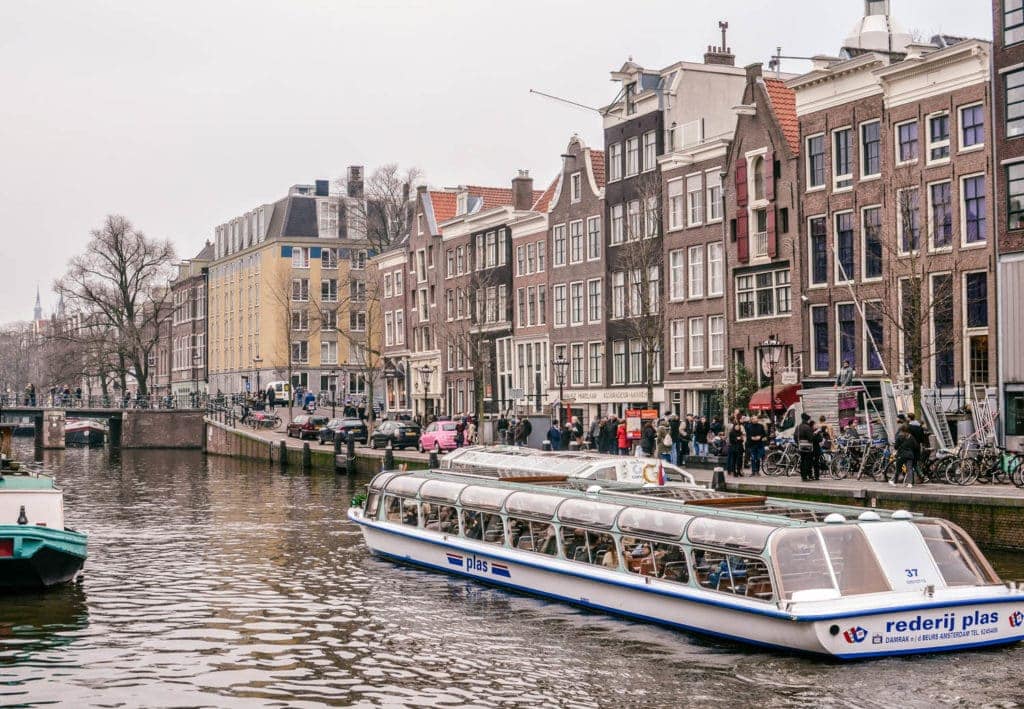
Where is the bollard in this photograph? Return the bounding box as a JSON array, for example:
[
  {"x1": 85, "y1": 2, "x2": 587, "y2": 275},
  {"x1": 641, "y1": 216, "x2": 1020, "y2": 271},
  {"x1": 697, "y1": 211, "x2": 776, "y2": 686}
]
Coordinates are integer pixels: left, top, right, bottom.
[
  {"x1": 346, "y1": 438, "x2": 356, "y2": 476},
  {"x1": 429, "y1": 450, "x2": 440, "y2": 469},
  {"x1": 711, "y1": 466, "x2": 726, "y2": 492},
  {"x1": 383, "y1": 441, "x2": 395, "y2": 471},
  {"x1": 302, "y1": 442, "x2": 312, "y2": 472},
  {"x1": 334, "y1": 434, "x2": 342, "y2": 456},
  {"x1": 279, "y1": 440, "x2": 288, "y2": 470},
  {"x1": 542, "y1": 439, "x2": 551, "y2": 452}
]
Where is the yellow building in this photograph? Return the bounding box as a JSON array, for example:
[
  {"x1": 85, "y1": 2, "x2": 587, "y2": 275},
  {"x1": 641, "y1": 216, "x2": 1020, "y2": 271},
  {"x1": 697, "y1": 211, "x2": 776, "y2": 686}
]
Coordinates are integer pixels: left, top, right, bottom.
[{"x1": 207, "y1": 170, "x2": 380, "y2": 406}]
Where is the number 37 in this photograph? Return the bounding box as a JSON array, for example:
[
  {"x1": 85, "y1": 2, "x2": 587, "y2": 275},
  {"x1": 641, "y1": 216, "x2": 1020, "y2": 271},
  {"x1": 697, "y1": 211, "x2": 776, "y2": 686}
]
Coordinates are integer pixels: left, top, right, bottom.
[{"x1": 905, "y1": 568, "x2": 919, "y2": 578}]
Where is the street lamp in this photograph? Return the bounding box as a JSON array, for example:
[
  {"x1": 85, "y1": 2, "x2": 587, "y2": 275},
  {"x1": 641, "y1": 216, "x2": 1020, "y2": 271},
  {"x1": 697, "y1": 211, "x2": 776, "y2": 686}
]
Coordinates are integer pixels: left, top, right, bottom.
[
  {"x1": 552, "y1": 354, "x2": 569, "y2": 426},
  {"x1": 252, "y1": 356, "x2": 263, "y2": 395},
  {"x1": 417, "y1": 364, "x2": 435, "y2": 420},
  {"x1": 328, "y1": 368, "x2": 338, "y2": 418},
  {"x1": 761, "y1": 335, "x2": 785, "y2": 426}
]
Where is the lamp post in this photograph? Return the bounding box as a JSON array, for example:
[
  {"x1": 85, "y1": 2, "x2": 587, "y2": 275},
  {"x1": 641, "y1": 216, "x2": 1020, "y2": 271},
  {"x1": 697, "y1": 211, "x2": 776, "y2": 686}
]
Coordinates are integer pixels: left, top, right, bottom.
[
  {"x1": 761, "y1": 336, "x2": 785, "y2": 426},
  {"x1": 252, "y1": 356, "x2": 263, "y2": 395},
  {"x1": 328, "y1": 368, "x2": 338, "y2": 418},
  {"x1": 552, "y1": 354, "x2": 569, "y2": 426},
  {"x1": 417, "y1": 364, "x2": 435, "y2": 421}
]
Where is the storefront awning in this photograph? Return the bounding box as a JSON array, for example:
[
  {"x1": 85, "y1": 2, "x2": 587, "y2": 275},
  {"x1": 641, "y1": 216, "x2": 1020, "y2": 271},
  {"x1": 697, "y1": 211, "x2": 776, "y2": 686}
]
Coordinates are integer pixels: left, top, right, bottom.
[{"x1": 748, "y1": 383, "x2": 801, "y2": 412}]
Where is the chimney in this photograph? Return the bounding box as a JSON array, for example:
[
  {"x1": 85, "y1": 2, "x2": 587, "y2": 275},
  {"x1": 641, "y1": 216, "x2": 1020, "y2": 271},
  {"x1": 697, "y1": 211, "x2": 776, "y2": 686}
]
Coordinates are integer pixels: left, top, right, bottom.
[
  {"x1": 512, "y1": 169, "x2": 534, "y2": 211},
  {"x1": 745, "y1": 63, "x2": 763, "y2": 81},
  {"x1": 704, "y1": 20, "x2": 735, "y2": 66},
  {"x1": 402, "y1": 181, "x2": 411, "y2": 202},
  {"x1": 347, "y1": 165, "x2": 364, "y2": 198}
]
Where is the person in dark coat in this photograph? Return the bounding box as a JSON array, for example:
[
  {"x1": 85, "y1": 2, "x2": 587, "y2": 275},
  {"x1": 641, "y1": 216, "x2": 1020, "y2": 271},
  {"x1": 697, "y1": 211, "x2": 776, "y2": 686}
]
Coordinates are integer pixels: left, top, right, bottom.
[
  {"x1": 497, "y1": 414, "x2": 510, "y2": 445},
  {"x1": 694, "y1": 416, "x2": 710, "y2": 457},
  {"x1": 795, "y1": 413, "x2": 816, "y2": 482},
  {"x1": 515, "y1": 417, "x2": 532, "y2": 446},
  {"x1": 726, "y1": 422, "x2": 745, "y2": 477},
  {"x1": 601, "y1": 416, "x2": 617, "y2": 454},
  {"x1": 669, "y1": 414, "x2": 682, "y2": 465},
  {"x1": 640, "y1": 421, "x2": 656, "y2": 456},
  {"x1": 746, "y1": 415, "x2": 768, "y2": 476},
  {"x1": 546, "y1": 420, "x2": 561, "y2": 450},
  {"x1": 893, "y1": 423, "x2": 921, "y2": 488}
]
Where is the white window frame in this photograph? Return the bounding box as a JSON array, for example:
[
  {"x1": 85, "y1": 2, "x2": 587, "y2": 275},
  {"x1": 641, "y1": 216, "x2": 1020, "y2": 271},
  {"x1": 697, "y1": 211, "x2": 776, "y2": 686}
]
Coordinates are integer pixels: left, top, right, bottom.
[
  {"x1": 833, "y1": 210, "x2": 856, "y2": 285},
  {"x1": 708, "y1": 315, "x2": 725, "y2": 370},
  {"x1": 291, "y1": 247, "x2": 309, "y2": 269},
  {"x1": 832, "y1": 125, "x2": 854, "y2": 191},
  {"x1": 958, "y1": 102, "x2": 985, "y2": 153},
  {"x1": 587, "y1": 278, "x2": 602, "y2": 324},
  {"x1": 896, "y1": 186, "x2": 921, "y2": 256},
  {"x1": 610, "y1": 204, "x2": 625, "y2": 245},
  {"x1": 835, "y1": 301, "x2": 858, "y2": 376},
  {"x1": 860, "y1": 204, "x2": 884, "y2": 283},
  {"x1": 862, "y1": 299, "x2": 884, "y2": 375},
  {"x1": 895, "y1": 119, "x2": 919, "y2": 166},
  {"x1": 805, "y1": 132, "x2": 826, "y2": 191},
  {"x1": 859, "y1": 119, "x2": 882, "y2": 180},
  {"x1": 688, "y1": 317, "x2": 705, "y2": 370},
  {"x1": 553, "y1": 284, "x2": 567, "y2": 327},
  {"x1": 687, "y1": 245, "x2": 704, "y2": 299},
  {"x1": 586, "y1": 216, "x2": 601, "y2": 261},
  {"x1": 569, "y1": 281, "x2": 584, "y2": 326},
  {"x1": 669, "y1": 249, "x2": 685, "y2": 301},
  {"x1": 960, "y1": 172, "x2": 987, "y2": 248},
  {"x1": 588, "y1": 342, "x2": 604, "y2": 385},
  {"x1": 642, "y1": 130, "x2": 657, "y2": 172},
  {"x1": 705, "y1": 168, "x2": 723, "y2": 222},
  {"x1": 625, "y1": 136, "x2": 640, "y2": 177},
  {"x1": 608, "y1": 142, "x2": 622, "y2": 182},
  {"x1": 927, "y1": 178, "x2": 954, "y2": 253},
  {"x1": 570, "y1": 172, "x2": 582, "y2": 203},
  {"x1": 810, "y1": 304, "x2": 830, "y2": 376},
  {"x1": 686, "y1": 173, "x2": 703, "y2": 227},
  {"x1": 707, "y1": 242, "x2": 724, "y2": 297},
  {"x1": 667, "y1": 178, "x2": 684, "y2": 231},
  {"x1": 553, "y1": 223, "x2": 567, "y2": 267},
  {"x1": 670, "y1": 319, "x2": 686, "y2": 371},
  {"x1": 926, "y1": 111, "x2": 951, "y2": 165},
  {"x1": 569, "y1": 219, "x2": 584, "y2": 264}
]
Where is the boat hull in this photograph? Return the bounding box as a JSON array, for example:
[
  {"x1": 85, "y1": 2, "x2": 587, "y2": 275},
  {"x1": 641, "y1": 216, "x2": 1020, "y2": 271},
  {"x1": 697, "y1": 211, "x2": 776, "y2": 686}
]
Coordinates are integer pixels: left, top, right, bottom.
[
  {"x1": 0, "y1": 525, "x2": 87, "y2": 591},
  {"x1": 349, "y1": 509, "x2": 1024, "y2": 659}
]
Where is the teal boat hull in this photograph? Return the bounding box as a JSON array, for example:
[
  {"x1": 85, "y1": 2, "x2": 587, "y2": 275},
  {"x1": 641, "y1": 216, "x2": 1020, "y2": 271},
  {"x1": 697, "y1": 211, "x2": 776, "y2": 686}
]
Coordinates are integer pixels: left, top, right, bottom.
[{"x1": 0, "y1": 525, "x2": 87, "y2": 591}]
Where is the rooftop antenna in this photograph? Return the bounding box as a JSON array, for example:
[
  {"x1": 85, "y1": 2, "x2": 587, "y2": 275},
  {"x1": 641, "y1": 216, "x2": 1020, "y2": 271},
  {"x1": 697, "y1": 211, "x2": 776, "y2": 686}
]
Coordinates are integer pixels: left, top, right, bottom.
[
  {"x1": 768, "y1": 46, "x2": 819, "y2": 78},
  {"x1": 528, "y1": 89, "x2": 602, "y2": 114}
]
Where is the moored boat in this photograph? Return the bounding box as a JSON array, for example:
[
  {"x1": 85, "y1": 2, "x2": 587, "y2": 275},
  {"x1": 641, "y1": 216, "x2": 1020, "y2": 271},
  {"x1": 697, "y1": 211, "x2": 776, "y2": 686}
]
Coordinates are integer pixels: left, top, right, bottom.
[
  {"x1": 65, "y1": 418, "x2": 106, "y2": 447},
  {"x1": 348, "y1": 469, "x2": 1024, "y2": 659},
  {"x1": 0, "y1": 425, "x2": 87, "y2": 591}
]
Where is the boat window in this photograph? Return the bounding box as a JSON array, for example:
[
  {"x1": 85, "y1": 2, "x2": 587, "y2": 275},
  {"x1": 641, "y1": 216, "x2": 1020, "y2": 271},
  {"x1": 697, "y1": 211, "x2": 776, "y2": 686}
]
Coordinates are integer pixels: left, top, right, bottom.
[
  {"x1": 616, "y1": 508, "x2": 691, "y2": 540},
  {"x1": 401, "y1": 498, "x2": 419, "y2": 526},
  {"x1": 506, "y1": 491, "x2": 562, "y2": 519},
  {"x1": 369, "y1": 472, "x2": 398, "y2": 492},
  {"x1": 508, "y1": 517, "x2": 558, "y2": 555},
  {"x1": 481, "y1": 512, "x2": 505, "y2": 544},
  {"x1": 692, "y1": 548, "x2": 773, "y2": 601},
  {"x1": 915, "y1": 520, "x2": 999, "y2": 586},
  {"x1": 818, "y1": 525, "x2": 891, "y2": 595},
  {"x1": 383, "y1": 495, "x2": 403, "y2": 523},
  {"x1": 561, "y1": 528, "x2": 617, "y2": 566},
  {"x1": 590, "y1": 466, "x2": 617, "y2": 481},
  {"x1": 421, "y1": 502, "x2": 458, "y2": 534},
  {"x1": 686, "y1": 517, "x2": 774, "y2": 553},
  {"x1": 385, "y1": 475, "x2": 427, "y2": 497},
  {"x1": 556, "y1": 499, "x2": 623, "y2": 529},
  {"x1": 621, "y1": 536, "x2": 690, "y2": 585},
  {"x1": 459, "y1": 486, "x2": 512, "y2": 511},
  {"x1": 419, "y1": 479, "x2": 468, "y2": 504},
  {"x1": 364, "y1": 489, "x2": 381, "y2": 519},
  {"x1": 770, "y1": 528, "x2": 835, "y2": 599}
]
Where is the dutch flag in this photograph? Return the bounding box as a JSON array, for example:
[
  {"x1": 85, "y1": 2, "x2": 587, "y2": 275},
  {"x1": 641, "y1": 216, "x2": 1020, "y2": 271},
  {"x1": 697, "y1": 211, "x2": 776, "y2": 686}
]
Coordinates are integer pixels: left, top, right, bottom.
[{"x1": 446, "y1": 553, "x2": 463, "y2": 567}]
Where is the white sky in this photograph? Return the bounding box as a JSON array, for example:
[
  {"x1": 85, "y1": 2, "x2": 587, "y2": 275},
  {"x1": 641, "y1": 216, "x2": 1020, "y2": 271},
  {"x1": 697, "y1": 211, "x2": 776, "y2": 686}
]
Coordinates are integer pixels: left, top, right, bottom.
[{"x1": 0, "y1": 0, "x2": 992, "y2": 324}]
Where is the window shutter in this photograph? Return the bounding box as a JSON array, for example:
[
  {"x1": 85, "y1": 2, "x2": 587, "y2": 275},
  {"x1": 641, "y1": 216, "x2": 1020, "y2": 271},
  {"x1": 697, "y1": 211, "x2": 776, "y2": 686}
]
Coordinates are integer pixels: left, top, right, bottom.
[
  {"x1": 735, "y1": 160, "x2": 748, "y2": 207},
  {"x1": 767, "y1": 207, "x2": 777, "y2": 259},
  {"x1": 764, "y1": 151, "x2": 775, "y2": 202},
  {"x1": 736, "y1": 210, "x2": 749, "y2": 263}
]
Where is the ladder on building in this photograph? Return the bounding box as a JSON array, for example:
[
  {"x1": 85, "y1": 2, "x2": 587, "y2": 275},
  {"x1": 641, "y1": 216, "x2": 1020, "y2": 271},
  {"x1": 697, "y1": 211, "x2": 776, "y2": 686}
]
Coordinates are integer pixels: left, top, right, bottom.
[
  {"x1": 970, "y1": 384, "x2": 998, "y2": 445},
  {"x1": 921, "y1": 395, "x2": 956, "y2": 452}
]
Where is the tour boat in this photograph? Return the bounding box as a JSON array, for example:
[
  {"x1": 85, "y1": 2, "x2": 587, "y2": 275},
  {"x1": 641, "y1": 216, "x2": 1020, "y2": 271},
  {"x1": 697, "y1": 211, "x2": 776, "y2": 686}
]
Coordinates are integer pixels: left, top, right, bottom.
[
  {"x1": 348, "y1": 469, "x2": 1024, "y2": 659},
  {"x1": 65, "y1": 418, "x2": 106, "y2": 447},
  {"x1": 0, "y1": 425, "x2": 88, "y2": 591}
]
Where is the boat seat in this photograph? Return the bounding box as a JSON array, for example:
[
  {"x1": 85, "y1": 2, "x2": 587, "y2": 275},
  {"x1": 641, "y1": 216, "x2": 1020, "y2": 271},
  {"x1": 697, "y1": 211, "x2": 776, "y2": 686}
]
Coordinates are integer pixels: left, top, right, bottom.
[
  {"x1": 517, "y1": 535, "x2": 534, "y2": 551},
  {"x1": 662, "y1": 561, "x2": 687, "y2": 582}
]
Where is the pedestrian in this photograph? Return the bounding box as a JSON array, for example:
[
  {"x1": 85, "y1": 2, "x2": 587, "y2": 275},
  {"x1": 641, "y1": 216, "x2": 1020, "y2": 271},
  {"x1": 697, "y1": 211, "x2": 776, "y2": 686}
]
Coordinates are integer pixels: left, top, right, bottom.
[
  {"x1": 455, "y1": 417, "x2": 466, "y2": 448},
  {"x1": 795, "y1": 413, "x2": 816, "y2": 482},
  {"x1": 669, "y1": 413, "x2": 682, "y2": 465},
  {"x1": 497, "y1": 414, "x2": 510, "y2": 445},
  {"x1": 515, "y1": 416, "x2": 532, "y2": 447},
  {"x1": 466, "y1": 418, "x2": 476, "y2": 445},
  {"x1": 656, "y1": 419, "x2": 673, "y2": 462},
  {"x1": 746, "y1": 415, "x2": 767, "y2": 476},
  {"x1": 907, "y1": 412, "x2": 929, "y2": 460},
  {"x1": 588, "y1": 417, "x2": 602, "y2": 451},
  {"x1": 710, "y1": 416, "x2": 723, "y2": 437},
  {"x1": 835, "y1": 360, "x2": 855, "y2": 388},
  {"x1": 546, "y1": 419, "x2": 561, "y2": 450},
  {"x1": 571, "y1": 416, "x2": 584, "y2": 447},
  {"x1": 639, "y1": 420, "x2": 656, "y2": 457},
  {"x1": 893, "y1": 423, "x2": 921, "y2": 488},
  {"x1": 694, "y1": 416, "x2": 710, "y2": 458},
  {"x1": 617, "y1": 419, "x2": 629, "y2": 456},
  {"x1": 727, "y1": 421, "x2": 745, "y2": 477}
]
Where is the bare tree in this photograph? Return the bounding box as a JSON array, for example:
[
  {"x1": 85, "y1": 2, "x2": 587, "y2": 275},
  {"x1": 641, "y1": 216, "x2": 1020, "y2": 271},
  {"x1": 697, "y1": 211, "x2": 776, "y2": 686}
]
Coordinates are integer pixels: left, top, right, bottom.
[
  {"x1": 263, "y1": 264, "x2": 321, "y2": 419},
  {"x1": 336, "y1": 163, "x2": 421, "y2": 253},
  {"x1": 53, "y1": 215, "x2": 175, "y2": 396}
]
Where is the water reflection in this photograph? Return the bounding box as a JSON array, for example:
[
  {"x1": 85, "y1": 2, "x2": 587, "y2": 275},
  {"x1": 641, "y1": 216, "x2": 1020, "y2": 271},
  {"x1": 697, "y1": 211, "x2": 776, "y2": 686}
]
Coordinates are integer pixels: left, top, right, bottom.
[{"x1": 0, "y1": 445, "x2": 1021, "y2": 707}]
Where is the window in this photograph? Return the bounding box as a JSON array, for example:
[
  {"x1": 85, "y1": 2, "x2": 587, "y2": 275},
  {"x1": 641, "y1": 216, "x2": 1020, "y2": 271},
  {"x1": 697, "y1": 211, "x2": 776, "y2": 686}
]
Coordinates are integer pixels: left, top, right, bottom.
[
  {"x1": 835, "y1": 212, "x2": 855, "y2": 283},
  {"x1": 629, "y1": 269, "x2": 642, "y2": 315},
  {"x1": 627, "y1": 200, "x2": 641, "y2": 240},
  {"x1": 570, "y1": 282, "x2": 584, "y2": 325},
  {"x1": 384, "y1": 273, "x2": 394, "y2": 298},
  {"x1": 394, "y1": 311, "x2": 404, "y2": 345},
  {"x1": 322, "y1": 248, "x2": 338, "y2": 269},
  {"x1": 321, "y1": 340, "x2": 338, "y2": 365},
  {"x1": 863, "y1": 206, "x2": 883, "y2": 280},
  {"x1": 553, "y1": 284, "x2": 567, "y2": 326},
  {"x1": 571, "y1": 343, "x2": 585, "y2": 386},
  {"x1": 837, "y1": 303, "x2": 856, "y2": 368},
  {"x1": 706, "y1": 170, "x2": 722, "y2": 221},
  {"x1": 553, "y1": 224, "x2": 566, "y2": 266},
  {"x1": 688, "y1": 318, "x2": 705, "y2": 370},
  {"x1": 932, "y1": 274, "x2": 955, "y2": 387},
  {"x1": 898, "y1": 188, "x2": 921, "y2": 252},
  {"x1": 570, "y1": 172, "x2": 582, "y2": 202},
  {"x1": 486, "y1": 231, "x2": 498, "y2": 267},
  {"x1": 855, "y1": 122, "x2": 879, "y2": 179},
  {"x1": 291, "y1": 310, "x2": 309, "y2": 331},
  {"x1": 291, "y1": 340, "x2": 309, "y2": 363},
  {"x1": 321, "y1": 279, "x2": 338, "y2": 302},
  {"x1": 687, "y1": 174, "x2": 703, "y2": 226},
  {"x1": 865, "y1": 301, "x2": 884, "y2": 372},
  {"x1": 965, "y1": 272, "x2": 988, "y2": 329},
  {"x1": 526, "y1": 286, "x2": 536, "y2": 326},
  {"x1": 642, "y1": 130, "x2": 657, "y2": 171},
  {"x1": 569, "y1": 220, "x2": 584, "y2": 263},
  {"x1": 610, "y1": 204, "x2": 625, "y2": 244},
  {"x1": 537, "y1": 285, "x2": 546, "y2": 325},
  {"x1": 384, "y1": 312, "x2": 395, "y2": 346},
  {"x1": 1009, "y1": 163, "x2": 1024, "y2": 229},
  {"x1": 629, "y1": 339, "x2": 642, "y2": 383},
  {"x1": 897, "y1": 121, "x2": 918, "y2": 163},
  {"x1": 811, "y1": 306, "x2": 830, "y2": 373},
  {"x1": 645, "y1": 197, "x2": 658, "y2": 238},
  {"x1": 318, "y1": 200, "x2": 338, "y2": 237},
  {"x1": 670, "y1": 320, "x2": 685, "y2": 370},
  {"x1": 587, "y1": 279, "x2": 602, "y2": 323},
  {"x1": 833, "y1": 127, "x2": 853, "y2": 189},
  {"x1": 625, "y1": 137, "x2": 639, "y2": 176},
  {"x1": 608, "y1": 142, "x2": 623, "y2": 181},
  {"x1": 707, "y1": 242, "x2": 724, "y2": 296},
  {"x1": 735, "y1": 269, "x2": 791, "y2": 321},
  {"x1": 928, "y1": 113, "x2": 950, "y2": 162},
  {"x1": 291, "y1": 247, "x2": 309, "y2": 268},
  {"x1": 587, "y1": 217, "x2": 601, "y2": 260},
  {"x1": 669, "y1": 249, "x2": 685, "y2": 300},
  {"x1": 516, "y1": 246, "x2": 525, "y2": 275},
  {"x1": 667, "y1": 179, "x2": 684, "y2": 230},
  {"x1": 1007, "y1": 0, "x2": 1024, "y2": 44},
  {"x1": 930, "y1": 181, "x2": 953, "y2": 249},
  {"x1": 322, "y1": 308, "x2": 337, "y2": 330},
  {"x1": 751, "y1": 155, "x2": 765, "y2": 200},
  {"x1": 291, "y1": 278, "x2": 309, "y2": 302},
  {"x1": 612, "y1": 271, "x2": 625, "y2": 319},
  {"x1": 960, "y1": 104, "x2": 984, "y2": 149},
  {"x1": 588, "y1": 343, "x2": 603, "y2": 385},
  {"x1": 708, "y1": 316, "x2": 724, "y2": 369},
  {"x1": 648, "y1": 266, "x2": 660, "y2": 314},
  {"x1": 969, "y1": 335, "x2": 990, "y2": 386},
  {"x1": 809, "y1": 217, "x2": 828, "y2": 285},
  {"x1": 962, "y1": 175, "x2": 986, "y2": 244},
  {"x1": 807, "y1": 134, "x2": 825, "y2": 188},
  {"x1": 537, "y1": 241, "x2": 546, "y2": 271},
  {"x1": 525, "y1": 243, "x2": 536, "y2": 274},
  {"x1": 688, "y1": 245, "x2": 704, "y2": 298},
  {"x1": 351, "y1": 250, "x2": 367, "y2": 270},
  {"x1": 612, "y1": 341, "x2": 626, "y2": 384}
]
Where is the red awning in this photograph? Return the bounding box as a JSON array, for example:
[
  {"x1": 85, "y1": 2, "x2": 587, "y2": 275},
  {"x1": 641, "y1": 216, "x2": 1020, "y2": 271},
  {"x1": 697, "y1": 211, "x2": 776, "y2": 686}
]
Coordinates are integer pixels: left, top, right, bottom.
[{"x1": 747, "y1": 383, "x2": 801, "y2": 412}]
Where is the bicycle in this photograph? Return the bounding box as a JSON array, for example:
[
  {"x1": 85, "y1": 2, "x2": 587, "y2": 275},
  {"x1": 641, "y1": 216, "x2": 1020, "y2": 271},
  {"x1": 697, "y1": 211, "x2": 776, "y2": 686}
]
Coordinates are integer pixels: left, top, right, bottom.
[
  {"x1": 762, "y1": 438, "x2": 798, "y2": 476},
  {"x1": 249, "y1": 411, "x2": 283, "y2": 430}
]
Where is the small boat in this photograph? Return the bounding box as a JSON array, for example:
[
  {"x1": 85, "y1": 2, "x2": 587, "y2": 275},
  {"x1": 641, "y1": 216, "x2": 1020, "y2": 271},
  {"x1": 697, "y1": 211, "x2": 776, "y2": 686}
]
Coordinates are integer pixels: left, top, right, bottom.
[
  {"x1": 0, "y1": 425, "x2": 87, "y2": 591},
  {"x1": 65, "y1": 419, "x2": 106, "y2": 447},
  {"x1": 349, "y1": 469, "x2": 1024, "y2": 659}
]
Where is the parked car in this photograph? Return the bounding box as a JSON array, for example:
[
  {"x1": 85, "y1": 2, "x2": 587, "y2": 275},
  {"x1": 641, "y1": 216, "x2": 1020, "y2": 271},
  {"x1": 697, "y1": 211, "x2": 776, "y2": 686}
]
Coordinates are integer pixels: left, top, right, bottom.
[
  {"x1": 318, "y1": 418, "x2": 368, "y2": 445},
  {"x1": 287, "y1": 415, "x2": 329, "y2": 440},
  {"x1": 369, "y1": 421, "x2": 421, "y2": 450},
  {"x1": 418, "y1": 420, "x2": 459, "y2": 453}
]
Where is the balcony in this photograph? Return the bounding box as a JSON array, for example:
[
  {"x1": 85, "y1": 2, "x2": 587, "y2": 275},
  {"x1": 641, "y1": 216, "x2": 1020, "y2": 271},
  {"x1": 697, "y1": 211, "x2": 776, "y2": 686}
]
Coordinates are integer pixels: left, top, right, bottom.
[{"x1": 752, "y1": 231, "x2": 769, "y2": 259}]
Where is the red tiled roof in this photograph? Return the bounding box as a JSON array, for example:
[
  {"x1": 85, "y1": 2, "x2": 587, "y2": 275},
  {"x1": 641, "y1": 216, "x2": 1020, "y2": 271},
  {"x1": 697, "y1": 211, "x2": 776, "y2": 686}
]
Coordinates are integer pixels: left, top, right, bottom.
[
  {"x1": 589, "y1": 149, "x2": 606, "y2": 188},
  {"x1": 428, "y1": 191, "x2": 457, "y2": 224},
  {"x1": 466, "y1": 186, "x2": 515, "y2": 210},
  {"x1": 763, "y1": 79, "x2": 799, "y2": 156},
  {"x1": 428, "y1": 185, "x2": 547, "y2": 225},
  {"x1": 532, "y1": 178, "x2": 558, "y2": 212}
]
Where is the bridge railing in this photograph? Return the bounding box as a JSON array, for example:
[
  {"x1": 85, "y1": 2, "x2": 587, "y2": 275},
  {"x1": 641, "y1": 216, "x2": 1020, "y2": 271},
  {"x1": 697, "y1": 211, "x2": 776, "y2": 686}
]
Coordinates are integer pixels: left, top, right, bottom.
[
  {"x1": 205, "y1": 402, "x2": 239, "y2": 428},
  {"x1": 0, "y1": 393, "x2": 212, "y2": 411}
]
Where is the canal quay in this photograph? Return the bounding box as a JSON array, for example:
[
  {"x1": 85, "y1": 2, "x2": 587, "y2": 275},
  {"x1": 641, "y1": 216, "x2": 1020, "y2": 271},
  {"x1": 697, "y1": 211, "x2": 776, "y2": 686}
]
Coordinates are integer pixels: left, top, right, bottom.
[{"x1": 1, "y1": 443, "x2": 1022, "y2": 708}]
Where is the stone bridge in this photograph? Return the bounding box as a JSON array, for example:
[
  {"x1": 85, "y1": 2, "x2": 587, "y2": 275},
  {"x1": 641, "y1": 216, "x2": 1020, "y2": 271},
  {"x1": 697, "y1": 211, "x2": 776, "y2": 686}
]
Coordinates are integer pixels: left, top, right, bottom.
[{"x1": 0, "y1": 406, "x2": 206, "y2": 449}]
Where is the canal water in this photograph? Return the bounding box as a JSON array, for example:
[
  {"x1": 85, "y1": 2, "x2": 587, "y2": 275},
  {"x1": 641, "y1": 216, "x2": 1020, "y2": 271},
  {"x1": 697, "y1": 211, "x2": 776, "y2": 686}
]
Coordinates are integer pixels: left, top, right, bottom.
[{"x1": 2, "y1": 447, "x2": 1023, "y2": 708}]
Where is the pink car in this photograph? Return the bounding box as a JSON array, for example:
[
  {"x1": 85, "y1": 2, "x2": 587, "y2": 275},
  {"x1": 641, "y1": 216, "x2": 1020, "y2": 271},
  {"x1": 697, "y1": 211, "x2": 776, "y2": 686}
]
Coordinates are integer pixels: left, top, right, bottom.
[{"x1": 418, "y1": 421, "x2": 459, "y2": 453}]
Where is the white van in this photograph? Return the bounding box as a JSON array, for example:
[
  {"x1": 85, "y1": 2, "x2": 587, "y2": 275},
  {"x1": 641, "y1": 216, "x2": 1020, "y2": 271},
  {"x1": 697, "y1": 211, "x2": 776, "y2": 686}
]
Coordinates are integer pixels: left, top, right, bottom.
[{"x1": 265, "y1": 381, "x2": 290, "y2": 405}]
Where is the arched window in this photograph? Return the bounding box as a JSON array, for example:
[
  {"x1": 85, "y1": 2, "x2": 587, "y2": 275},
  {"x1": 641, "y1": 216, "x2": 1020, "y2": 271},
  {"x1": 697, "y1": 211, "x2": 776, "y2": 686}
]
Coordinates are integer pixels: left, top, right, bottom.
[{"x1": 752, "y1": 156, "x2": 765, "y2": 201}]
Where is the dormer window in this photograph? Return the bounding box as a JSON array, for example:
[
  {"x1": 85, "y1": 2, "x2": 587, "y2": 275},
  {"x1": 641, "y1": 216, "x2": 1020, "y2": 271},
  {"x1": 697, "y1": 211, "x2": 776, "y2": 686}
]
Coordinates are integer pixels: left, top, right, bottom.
[
  {"x1": 457, "y1": 191, "x2": 468, "y2": 216},
  {"x1": 752, "y1": 156, "x2": 765, "y2": 201},
  {"x1": 625, "y1": 82, "x2": 636, "y2": 115}
]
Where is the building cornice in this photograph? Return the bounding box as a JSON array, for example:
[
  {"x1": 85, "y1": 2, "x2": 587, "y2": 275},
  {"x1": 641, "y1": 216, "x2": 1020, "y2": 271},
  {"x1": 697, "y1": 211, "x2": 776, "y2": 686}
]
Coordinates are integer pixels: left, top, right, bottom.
[
  {"x1": 659, "y1": 137, "x2": 730, "y2": 171},
  {"x1": 440, "y1": 205, "x2": 516, "y2": 241}
]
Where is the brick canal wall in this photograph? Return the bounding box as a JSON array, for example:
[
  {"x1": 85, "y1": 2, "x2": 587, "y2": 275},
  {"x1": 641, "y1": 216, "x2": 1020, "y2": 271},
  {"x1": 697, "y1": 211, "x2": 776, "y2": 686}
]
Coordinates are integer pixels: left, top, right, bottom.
[{"x1": 121, "y1": 410, "x2": 206, "y2": 448}]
